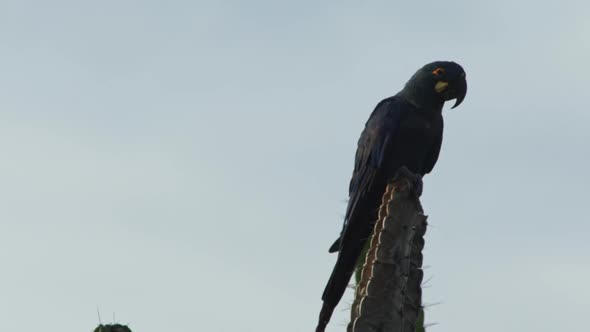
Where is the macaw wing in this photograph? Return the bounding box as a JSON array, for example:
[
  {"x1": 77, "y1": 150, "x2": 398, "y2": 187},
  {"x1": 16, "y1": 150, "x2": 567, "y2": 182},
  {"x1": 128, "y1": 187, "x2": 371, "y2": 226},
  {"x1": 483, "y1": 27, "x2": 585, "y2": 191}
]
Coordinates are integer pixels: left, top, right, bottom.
[{"x1": 329, "y1": 97, "x2": 406, "y2": 253}]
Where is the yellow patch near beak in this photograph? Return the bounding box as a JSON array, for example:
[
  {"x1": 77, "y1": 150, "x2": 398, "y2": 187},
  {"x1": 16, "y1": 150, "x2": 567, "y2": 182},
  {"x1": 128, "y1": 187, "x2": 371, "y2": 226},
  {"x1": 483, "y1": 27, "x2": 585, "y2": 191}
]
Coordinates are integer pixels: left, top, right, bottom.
[{"x1": 435, "y1": 81, "x2": 449, "y2": 93}]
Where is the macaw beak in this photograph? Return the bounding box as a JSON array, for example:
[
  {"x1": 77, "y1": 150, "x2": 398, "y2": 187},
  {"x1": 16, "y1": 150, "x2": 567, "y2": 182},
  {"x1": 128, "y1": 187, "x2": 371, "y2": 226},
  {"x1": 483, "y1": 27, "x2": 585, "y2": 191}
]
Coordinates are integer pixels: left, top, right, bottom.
[{"x1": 451, "y1": 73, "x2": 467, "y2": 109}]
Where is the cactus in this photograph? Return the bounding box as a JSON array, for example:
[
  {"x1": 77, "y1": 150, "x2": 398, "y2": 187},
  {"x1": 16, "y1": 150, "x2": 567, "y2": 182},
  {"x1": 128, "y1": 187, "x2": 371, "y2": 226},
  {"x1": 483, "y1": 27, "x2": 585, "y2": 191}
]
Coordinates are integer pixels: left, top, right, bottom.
[
  {"x1": 93, "y1": 324, "x2": 132, "y2": 332},
  {"x1": 350, "y1": 174, "x2": 427, "y2": 332}
]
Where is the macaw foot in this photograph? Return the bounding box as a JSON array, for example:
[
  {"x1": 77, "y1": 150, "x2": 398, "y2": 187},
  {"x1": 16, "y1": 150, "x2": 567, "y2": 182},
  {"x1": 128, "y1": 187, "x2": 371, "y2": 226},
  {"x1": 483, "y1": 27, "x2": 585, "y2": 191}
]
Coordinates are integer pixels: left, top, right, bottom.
[{"x1": 393, "y1": 166, "x2": 423, "y2": 197}]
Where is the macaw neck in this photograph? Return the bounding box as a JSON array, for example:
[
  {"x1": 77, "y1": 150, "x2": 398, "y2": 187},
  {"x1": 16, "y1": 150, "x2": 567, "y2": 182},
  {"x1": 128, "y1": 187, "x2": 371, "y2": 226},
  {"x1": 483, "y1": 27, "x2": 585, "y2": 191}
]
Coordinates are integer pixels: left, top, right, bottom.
[{"x1": 397, "y1": 86, "x2": 444, "y2": 114}]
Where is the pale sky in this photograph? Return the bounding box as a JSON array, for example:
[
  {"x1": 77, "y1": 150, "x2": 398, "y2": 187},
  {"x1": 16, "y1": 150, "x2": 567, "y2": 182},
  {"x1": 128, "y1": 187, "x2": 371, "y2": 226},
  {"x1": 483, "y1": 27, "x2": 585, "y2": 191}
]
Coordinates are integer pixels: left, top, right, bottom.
[{"x1": 0, "y1": 1, "x2": 589, "y2": 331}]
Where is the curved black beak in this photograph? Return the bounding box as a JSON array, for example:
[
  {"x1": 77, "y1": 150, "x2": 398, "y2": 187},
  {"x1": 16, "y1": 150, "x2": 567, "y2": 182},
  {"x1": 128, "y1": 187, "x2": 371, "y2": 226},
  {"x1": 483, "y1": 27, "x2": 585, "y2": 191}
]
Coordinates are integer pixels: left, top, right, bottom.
[{"x1": 451, "y1": 74, "x2": 467, "y2": 109}]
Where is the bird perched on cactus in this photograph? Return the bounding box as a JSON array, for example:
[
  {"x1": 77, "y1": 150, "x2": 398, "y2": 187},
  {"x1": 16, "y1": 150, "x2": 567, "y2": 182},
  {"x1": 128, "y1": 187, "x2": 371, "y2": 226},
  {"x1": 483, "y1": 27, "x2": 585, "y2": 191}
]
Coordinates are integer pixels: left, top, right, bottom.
[{"x1": 316, "y1": 61, "x2": 467, "y2": 332}]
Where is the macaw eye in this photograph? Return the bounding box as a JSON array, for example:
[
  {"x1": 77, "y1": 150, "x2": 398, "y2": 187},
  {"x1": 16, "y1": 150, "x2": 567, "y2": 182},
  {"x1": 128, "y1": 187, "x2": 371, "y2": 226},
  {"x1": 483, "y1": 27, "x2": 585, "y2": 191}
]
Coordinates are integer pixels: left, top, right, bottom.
[{"x1": 432, "y1": 67, "x2": 445, "y2": 75}]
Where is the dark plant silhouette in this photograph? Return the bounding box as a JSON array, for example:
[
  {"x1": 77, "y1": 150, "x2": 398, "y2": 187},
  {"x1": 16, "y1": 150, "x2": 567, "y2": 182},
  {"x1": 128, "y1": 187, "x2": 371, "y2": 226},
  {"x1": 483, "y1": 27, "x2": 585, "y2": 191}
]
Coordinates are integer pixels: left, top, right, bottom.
[{"x1": 93, "y1": 324, "x2": 132, "y2": 332}]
